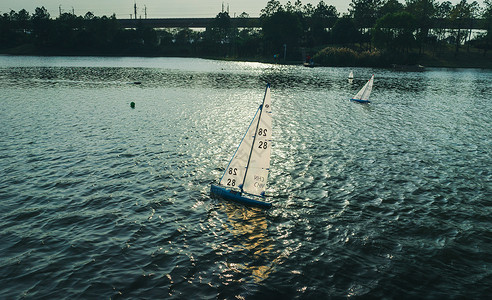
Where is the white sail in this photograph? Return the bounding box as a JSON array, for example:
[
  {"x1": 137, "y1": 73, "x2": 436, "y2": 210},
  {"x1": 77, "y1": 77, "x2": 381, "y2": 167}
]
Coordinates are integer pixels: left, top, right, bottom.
[
  {"x1": 353, "y1": 75, "x2": 374, "y2": 101},
  {"x1": 243, "y1": 87, "x2": 272, "y2": 196},
  {"x1": 219, "y1": 108, "x2": 260, "y2": 190},
  {"x1": 349, "y1": 71, "x2": 354, "y2": 79},
  {"x1": 219, "y1": 85, "x2": 272, "y2": 197}
]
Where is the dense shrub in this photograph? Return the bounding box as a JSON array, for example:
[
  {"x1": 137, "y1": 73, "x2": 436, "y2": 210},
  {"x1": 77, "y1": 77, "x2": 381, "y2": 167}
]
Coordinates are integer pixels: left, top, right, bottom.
[{"x1": 313, "y1": 47, "x2": 382, "y2": 67}]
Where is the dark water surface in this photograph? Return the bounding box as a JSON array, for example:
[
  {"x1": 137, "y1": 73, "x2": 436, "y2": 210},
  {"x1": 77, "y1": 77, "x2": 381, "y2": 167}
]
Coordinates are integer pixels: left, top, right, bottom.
[{"x1": 1, "y1": 56, "x2": 491, "y2": 299}]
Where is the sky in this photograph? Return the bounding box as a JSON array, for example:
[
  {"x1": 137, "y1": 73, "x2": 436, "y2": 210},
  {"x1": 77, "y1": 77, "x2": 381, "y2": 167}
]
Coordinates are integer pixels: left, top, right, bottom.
[
  {"x1": 1, "y1": 1, "x2": 348, "y2": 18},
  {"x1": 0, "y1": 0, "x2": 485, "y2": 19}
]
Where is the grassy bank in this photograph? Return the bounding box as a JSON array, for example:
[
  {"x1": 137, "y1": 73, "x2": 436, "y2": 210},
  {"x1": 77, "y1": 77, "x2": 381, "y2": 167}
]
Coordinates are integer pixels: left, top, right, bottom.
[
  {"x1": 312, "y1": 45, "x2": 492, "y2": 69},
  {"x1": 418, "y1": 49, "x2": 492, "y2": 69}
]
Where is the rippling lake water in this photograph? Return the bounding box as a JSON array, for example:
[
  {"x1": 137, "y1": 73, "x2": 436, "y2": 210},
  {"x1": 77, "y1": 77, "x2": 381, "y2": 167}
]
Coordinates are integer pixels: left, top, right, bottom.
[{"x1": 1, "y1": 56, "x2": 491, "y2": 299}]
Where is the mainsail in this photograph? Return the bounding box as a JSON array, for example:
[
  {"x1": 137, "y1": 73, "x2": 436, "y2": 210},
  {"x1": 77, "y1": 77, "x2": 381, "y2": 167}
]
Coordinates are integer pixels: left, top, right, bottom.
[
  {"x1": 219, "y1": 85, "x2": 272, "y2": 197},
  {"x1": 352, "y1": 74, "x2": 374, "y2": 101},
  {"x1": 219, "y1": 108, "x2": 260, "y2": 190},
  {"x1": 243, "y1": 87, "x2": 272, "y2": 196}
]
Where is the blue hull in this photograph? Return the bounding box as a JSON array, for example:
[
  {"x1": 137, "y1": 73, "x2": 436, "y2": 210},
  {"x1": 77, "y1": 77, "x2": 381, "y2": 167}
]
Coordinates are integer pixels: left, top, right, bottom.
[
  {"x1": 350, "y1": 98, "x2": 371, "y2": 104},
  {"x1": 210, "y1": 185, "x2": 272, "y2": 209}
]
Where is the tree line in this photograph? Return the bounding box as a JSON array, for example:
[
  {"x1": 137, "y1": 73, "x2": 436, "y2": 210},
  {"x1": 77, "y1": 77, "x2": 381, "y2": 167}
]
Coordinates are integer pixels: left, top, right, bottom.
[{"x1": 1, "y1": 0, "x2": 491, "y2": 67}]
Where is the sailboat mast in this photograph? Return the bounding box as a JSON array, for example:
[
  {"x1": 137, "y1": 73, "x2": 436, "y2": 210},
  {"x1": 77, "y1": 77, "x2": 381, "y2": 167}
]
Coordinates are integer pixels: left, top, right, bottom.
[{"x1": 240, "y1": 84, "x2": 270, "y2": 195}]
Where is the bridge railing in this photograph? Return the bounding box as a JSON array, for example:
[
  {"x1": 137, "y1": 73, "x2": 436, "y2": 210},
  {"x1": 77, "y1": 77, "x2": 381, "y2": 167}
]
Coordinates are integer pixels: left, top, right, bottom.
[
  {"x1": 117, "y1": 17, "x2": 487, "y2": 30},
  {"x1": 118, "y1": 18, "x2": 261, "y2": 28}
]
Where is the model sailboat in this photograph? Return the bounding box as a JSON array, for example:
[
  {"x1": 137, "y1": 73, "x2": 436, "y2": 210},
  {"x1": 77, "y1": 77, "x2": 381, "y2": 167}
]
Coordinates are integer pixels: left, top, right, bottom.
[
  {"x1": 351, "y1": 74, "x2": 374, "y2": 104},
  {"x1": 210, "y1": 84, "x2": 273, "y2": 209}
]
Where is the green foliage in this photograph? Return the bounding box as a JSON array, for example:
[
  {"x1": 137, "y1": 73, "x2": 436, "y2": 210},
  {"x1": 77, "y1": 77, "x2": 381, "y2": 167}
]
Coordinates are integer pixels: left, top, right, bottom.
[
  {"x1": 262, "y1": 10, "x2": 303, "y2": 57},
  {"x1": 260, "y1": 0, "x2": 284, "y2": 18},
  {"x1": 331, "y1": 16, "x2": 360, "y2": 45},
  {"x1": 306, "y1": 1, "x2": 338, "y2": 46},
  {"x1": 0, "y1": 7, "x2": 156, "y2": 54},
  {"x1": 206, "y1": 11, "x2": 232, "y2": 44},
  {"x1": 349, "y1": 0, "x2": 383, "y2": 28},
  {"x1": 380, "y1": 0, "x2": 405, "y2": 16},
  {"x1": 373, "y1": 11, "x2": 417, "y2": 52},
  {"x1": 313, "y1": 46, "x2": 382, "y2": 66},
  {"x1": 474, "y1": 0, "x2": 492, "y2": 53},
  {"x1": 405, "y1": 0, "x2": 436, "y2": 52}
]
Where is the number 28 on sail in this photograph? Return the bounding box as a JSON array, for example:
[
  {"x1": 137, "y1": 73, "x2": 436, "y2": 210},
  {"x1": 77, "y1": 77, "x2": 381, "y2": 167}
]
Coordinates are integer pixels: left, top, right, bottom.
[{"x1": 210, "y1": 83, "x2": 273, "y2": 209}]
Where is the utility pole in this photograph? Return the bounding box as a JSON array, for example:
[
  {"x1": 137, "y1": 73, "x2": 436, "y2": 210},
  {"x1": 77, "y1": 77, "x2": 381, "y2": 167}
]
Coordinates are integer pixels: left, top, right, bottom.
[
  {"x1": 134, "y1": 2, "x2": 137, "y2": 19},
  {"x1": 59, "y1": 5, "x2": 62, "y2": 17},
  {"x1": 144, "y1": 5, "x2": 147, "y2": 19}
]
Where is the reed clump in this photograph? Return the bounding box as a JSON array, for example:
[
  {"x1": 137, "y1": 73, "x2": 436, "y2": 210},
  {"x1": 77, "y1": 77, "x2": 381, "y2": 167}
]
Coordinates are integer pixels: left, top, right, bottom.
[{"x1": 313, "y1": 47, "x2": 383, "y2": 67}]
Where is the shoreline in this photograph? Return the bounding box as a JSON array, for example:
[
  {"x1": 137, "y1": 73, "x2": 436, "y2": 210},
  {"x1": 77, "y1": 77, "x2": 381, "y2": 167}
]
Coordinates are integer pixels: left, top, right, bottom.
[{"x1": 1, "y1": 48, "x2": 491, "y2": 70}]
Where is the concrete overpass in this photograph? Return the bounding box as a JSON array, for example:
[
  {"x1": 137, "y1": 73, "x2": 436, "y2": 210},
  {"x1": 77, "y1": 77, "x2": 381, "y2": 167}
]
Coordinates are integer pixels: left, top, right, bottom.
[
  {"x1": 118, "y1": 17, "x2": 261, "y2": 29},
  {"x1": 117, "y1": 17, "x2": 487, "y2": 30}
]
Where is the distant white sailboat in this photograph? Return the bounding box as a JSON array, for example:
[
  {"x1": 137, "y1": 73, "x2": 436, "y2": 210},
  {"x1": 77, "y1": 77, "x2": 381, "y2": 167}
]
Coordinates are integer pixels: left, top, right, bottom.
[
  {"x1": 350, "y1": 74, "x2": 374, "y2": 104},
  {"x1": 348, "y1": 71, "x2": 354, "y2": 79},
  {"x1": 210, "y1": 84, "x2": 273, "y2": 209}
]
